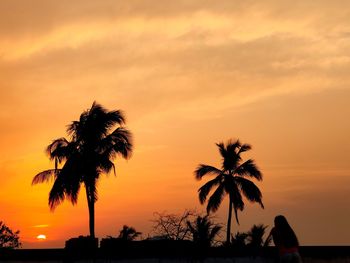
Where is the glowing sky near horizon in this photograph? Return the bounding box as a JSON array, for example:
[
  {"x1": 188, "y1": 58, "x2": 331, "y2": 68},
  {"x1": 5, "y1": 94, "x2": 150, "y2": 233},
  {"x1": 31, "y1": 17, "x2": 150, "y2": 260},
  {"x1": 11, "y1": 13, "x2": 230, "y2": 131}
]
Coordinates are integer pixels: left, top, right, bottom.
[{"x1": 0, "y1": 1, "x2": 350, "y2": 248}]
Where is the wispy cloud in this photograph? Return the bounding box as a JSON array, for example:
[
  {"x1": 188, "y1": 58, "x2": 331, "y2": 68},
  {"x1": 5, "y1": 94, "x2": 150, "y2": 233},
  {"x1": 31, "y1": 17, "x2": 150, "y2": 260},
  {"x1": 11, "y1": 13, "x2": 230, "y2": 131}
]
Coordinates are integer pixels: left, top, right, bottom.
[{"x1": 32, "y1": 224, "x2": 49, "y2": 228}]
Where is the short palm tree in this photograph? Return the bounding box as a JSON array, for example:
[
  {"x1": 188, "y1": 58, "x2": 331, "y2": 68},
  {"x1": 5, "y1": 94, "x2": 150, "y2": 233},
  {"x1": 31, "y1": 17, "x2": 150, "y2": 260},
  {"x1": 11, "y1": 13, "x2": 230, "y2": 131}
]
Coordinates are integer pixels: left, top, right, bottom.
[
  {"x1": 32, "y1": 102, "x2": 133, "y2": 238},
  {"x1": 118, "y1": 225, "x2": 141, "y2": 241},
  {"x1": 247, "y1": 224, "x2": 268, "y2": 247},
  {"x1": 231, "y1": 231, "x2": 248, "y2": 247},
  {"x1": 187, "y1": 215, "x2": 221, "y2": 248},
  {"x1": 195, "y1": 139, "x2": 263, "y2": 244}
]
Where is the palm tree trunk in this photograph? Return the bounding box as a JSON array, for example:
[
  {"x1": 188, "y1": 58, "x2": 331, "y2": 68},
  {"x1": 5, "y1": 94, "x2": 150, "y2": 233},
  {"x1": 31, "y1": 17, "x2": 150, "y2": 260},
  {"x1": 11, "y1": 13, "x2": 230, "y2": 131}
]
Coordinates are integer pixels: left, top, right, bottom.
[
  {"x1": 226, "y1": 195, "x2": 233, "y2": 244},
  {"x1": 85, "y1": 185, "x2": 95, "y2": 238}
]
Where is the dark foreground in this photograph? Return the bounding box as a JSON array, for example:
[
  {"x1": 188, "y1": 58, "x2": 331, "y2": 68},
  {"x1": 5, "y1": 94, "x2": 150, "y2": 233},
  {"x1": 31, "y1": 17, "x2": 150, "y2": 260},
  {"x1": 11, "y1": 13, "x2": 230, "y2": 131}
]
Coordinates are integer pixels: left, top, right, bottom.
[{"x1": 1, "y1": 246, "x2": 350, "y2": 263}]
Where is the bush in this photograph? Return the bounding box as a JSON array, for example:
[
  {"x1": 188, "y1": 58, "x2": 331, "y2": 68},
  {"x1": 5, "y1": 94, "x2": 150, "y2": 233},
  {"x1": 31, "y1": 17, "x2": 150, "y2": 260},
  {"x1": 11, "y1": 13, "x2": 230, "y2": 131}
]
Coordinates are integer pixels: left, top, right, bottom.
[{"x1": 0, "y1": 221, "x2": 21, "y2": 249}]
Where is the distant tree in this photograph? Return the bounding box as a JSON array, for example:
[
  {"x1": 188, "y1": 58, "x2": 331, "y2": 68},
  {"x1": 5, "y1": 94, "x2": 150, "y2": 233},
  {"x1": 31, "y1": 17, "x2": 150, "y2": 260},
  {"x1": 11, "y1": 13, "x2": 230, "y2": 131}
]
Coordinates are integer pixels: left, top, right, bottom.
[
  {"x1": 247, "y1": 224, "x2": 268, "y2": 247},
  {"x1": 118, "y1": 225, "x2": 141, "y2": 241},
  {"x1": 231, "y1": 231, "x2": 248, "y2": 247},
  {"x1": 0, "y1": 221, "x2": 21, "y2": 248},
  {"x1": 195, "y1": 139, "x2": 264, "y2": 244},
  {"x1": 32, "y1": 102, "x2": 133, "y2": 238},
  {"x1": 187, "y1": 215, "x2": 221, "y2": 248},
  {"x1": 151, "y1": 210, "x2": 196, "y2": 240}
]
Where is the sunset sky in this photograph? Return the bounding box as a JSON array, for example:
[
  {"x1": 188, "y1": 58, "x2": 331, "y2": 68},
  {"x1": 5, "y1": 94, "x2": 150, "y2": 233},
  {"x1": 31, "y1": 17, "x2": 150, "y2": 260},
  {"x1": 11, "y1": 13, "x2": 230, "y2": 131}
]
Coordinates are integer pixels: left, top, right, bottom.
[{"x1": 1, "y1": 1, "x2": 350, "y2": 248}]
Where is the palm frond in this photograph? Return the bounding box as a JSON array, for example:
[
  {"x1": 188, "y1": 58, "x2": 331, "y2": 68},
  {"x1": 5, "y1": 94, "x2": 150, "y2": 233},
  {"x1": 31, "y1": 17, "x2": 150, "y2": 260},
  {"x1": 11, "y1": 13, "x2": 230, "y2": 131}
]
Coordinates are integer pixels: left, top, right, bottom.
[
  {"x1": 230, "y1": 191, "x2": 244, "y2": 224},
  {"x1": 106, "y1": 110, "x2": 126, "y2": 126},
  {"x1": 92, "y1": 107, "x2": 125, "y2": 137},
  {"x1": 219, "y1": 140, "x2": 242, "y2": 171},
  {"x1": 63, "y1": 169, "x2": 81, "y2": 205},
  {"x1": 238, "y1": 143, "x2": 251, "y2": 154},
  {"x1": 111, "y1": 128, "x2": 133, "y2": 159},
  {"x1": 100, "y1": 128, "x2": 133, "y2": 160},
  {"x1": 100, "y1": 159, "x2": 116, "y2": 176},
  {"x1": 55, "y1": 156, "x2": 82, "y2": 206},
  {"x1": 206, "y1": 184, "x2": 225, "y2": 213},
  {"x1": 66, "y1": 180, "x2": 81, "y2": 205},
  {"x1": 198, "y1": 176, "x2": 221, "y2": 204},
  {"x1": 46, "y1": 138, "x2": 70, "y2": 163},
  {"x1": 235, "y1": 159, "x2": 262, "y2": 180},
  {"x1": 194, "y1": 165, "x2": 221, "y2": 180},
  {"x1": 233, "y1": 195, "x2": 244, "y2": 212},
  {"x1": 235, "y1": 177, "x2": 264, "y2": 208},
  {"x1": 66, "y1": 121, "x2": 81, "y2": 140},
  {"x1": 233, "y1": 208, "x2": 240, "y2": 225},
  {"x1": 32, "y1": 169, "x2": 60, "y2": 185},
  {"x1": 226, "y1": 139, "x2": 241, "y2": 154},
  {"x1": 68, "y1": 102, "x2": 124, "y2": 143},
  {"x1": 209, "y1": 225, "x2": 222, "y2": 241},
  {"x1": 216, "y1": 142, "x2": 227, "y2": 159},
  {"x1": 48, "y1": 176, "x2": 66, "y2": 211}
]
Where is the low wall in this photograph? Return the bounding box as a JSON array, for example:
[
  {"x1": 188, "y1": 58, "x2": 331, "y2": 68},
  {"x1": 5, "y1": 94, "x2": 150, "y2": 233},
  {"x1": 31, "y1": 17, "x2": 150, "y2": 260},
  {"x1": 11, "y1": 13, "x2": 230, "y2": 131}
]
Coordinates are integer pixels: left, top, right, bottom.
[{"x1": 0, "y1": 247, "x2": 349, "y2": 263}]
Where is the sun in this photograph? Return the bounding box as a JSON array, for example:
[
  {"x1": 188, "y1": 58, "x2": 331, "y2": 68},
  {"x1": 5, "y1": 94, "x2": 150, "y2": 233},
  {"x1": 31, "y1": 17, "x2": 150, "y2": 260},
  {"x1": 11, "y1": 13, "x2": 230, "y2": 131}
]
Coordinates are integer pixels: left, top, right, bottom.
[{"x1": 36, "y1": 234, "x2": 46, "y2": 240}]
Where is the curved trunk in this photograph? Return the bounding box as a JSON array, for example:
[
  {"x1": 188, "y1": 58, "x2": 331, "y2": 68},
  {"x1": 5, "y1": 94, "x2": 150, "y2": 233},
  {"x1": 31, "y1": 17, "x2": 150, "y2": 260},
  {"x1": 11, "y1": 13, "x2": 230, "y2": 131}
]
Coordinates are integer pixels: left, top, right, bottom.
[
  {"x1": 226, "y1": 195, "x2": 233, "y2": 244},
  {"x1": 85, "y1": 185, "x2": 95, "y2": 238}
]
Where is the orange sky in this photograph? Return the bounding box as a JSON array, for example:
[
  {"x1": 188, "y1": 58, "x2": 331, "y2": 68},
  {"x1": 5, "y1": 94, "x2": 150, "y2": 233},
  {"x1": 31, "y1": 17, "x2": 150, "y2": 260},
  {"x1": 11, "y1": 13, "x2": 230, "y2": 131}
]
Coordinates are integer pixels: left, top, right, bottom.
[{"x1": 0, "y1": 1, "x2": 350, "y2": 248}]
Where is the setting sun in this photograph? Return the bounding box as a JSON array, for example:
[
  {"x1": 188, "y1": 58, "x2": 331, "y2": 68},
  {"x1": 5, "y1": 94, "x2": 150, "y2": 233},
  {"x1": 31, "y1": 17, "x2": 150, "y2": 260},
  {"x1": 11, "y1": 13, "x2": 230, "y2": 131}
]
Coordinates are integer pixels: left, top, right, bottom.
[{"x1": 36, "y1": 235, "x2": 46, "y2": 240}]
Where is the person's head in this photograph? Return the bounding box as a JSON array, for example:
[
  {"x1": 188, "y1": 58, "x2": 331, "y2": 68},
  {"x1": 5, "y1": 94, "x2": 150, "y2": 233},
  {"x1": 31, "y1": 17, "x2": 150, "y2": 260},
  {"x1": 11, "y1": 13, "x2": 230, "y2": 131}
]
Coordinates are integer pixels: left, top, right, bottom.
[
  {"x1": 274, "y1": 215, "x2": 289, "y2": 229},
  {"x1": 274, "y1": 215, "x2": 299, "y2": 247}
]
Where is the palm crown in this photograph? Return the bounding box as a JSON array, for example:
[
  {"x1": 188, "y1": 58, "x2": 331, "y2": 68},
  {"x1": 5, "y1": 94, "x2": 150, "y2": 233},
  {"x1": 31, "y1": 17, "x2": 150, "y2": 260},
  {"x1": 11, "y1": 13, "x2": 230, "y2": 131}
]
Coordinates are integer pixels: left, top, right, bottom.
[
  {"x1": 32, "y1": 102, "x2": 133, "y2": 238},
  {"x1": 118, "y1": 225, "x2": 142, "y2": 241},
  {"x1": 195, "y1": 139, "x2": 263, "y2": 244},
  {"x1": 187, "y1": 215, "x2": 221, "y2": 248}
]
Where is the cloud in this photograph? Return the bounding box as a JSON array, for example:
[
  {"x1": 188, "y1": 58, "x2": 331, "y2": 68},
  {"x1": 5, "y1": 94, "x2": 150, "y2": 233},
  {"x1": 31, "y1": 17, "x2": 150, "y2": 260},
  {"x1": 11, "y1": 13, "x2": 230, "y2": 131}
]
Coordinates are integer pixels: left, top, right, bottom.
[
  {"x1": 1, "y1": 7, "x2": 349, "y2": 130},
  {"x1": 1, "y1": 1, "x2": 350, "y2": 247},
  {"x1": 32, "y1": 224, "x2": 49, "y2": 228}
]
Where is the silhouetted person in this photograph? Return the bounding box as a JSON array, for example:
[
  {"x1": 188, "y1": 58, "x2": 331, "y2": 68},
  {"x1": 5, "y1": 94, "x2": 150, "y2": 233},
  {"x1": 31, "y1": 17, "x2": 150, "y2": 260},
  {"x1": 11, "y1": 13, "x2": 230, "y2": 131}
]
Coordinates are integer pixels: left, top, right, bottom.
[{"x1": 265, "y1": 215, "x2": 302, "y2": 263}]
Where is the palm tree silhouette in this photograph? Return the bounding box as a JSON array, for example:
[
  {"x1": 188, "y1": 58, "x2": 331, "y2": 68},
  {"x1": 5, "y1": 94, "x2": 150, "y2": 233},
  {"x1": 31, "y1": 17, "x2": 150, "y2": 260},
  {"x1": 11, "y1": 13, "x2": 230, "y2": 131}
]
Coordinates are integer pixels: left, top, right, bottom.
[
  {"x1": 247, "y1": 224, "x2": 268, "y2": 247},
  {"x1": 187, "y1": 215, "x2": 221, "y2": 248},
  {"x1": 32, "y1": 102, "x2": 133, "y2": 238},
  {"x1": 195, "y1": 139, "x2": 263, "y2": 244},
  {"x1": 118, "y1": 225, "x2": 141, "y2": 241},
  {"x1": 231, "y1": 231, "x2": 248, "y2": 247}
]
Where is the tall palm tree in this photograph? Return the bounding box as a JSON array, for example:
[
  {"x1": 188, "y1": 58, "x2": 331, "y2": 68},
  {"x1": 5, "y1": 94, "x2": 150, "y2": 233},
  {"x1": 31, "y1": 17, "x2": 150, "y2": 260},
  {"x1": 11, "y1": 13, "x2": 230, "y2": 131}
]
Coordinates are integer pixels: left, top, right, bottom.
[
  {"x1": 32, "y1": 102, "x2": 133, "y2": 238},
  {"x1": 187, "y1": 215, "x2": 221, "y2": 248},
  {"x1": 195, "y1": 139, "x2": 263, "y2": 244}
]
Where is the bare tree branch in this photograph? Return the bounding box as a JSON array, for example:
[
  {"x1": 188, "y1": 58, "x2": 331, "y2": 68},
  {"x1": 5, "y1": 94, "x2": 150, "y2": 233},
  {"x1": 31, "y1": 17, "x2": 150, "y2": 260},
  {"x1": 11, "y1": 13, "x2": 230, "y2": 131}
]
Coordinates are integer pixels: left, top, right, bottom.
[{"x1": 151, "y1": 209, "x2": 197, "y2": 240}]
